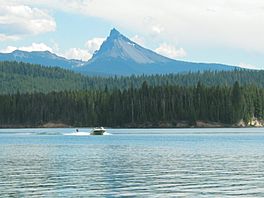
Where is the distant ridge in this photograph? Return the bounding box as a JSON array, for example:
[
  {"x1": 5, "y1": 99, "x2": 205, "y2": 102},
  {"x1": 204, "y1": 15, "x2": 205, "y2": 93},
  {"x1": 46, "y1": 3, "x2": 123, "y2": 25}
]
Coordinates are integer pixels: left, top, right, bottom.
[
  {"x1": 0, "y1": 50, "x2": 85, "y2": 69},
  {"x1": 0, "y1": 28, "x2": 239, "y2": 76}
]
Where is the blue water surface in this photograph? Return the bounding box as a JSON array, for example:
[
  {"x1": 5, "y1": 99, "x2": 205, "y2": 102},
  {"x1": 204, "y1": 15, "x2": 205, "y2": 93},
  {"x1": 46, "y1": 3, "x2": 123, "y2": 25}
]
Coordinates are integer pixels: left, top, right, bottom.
[{"x1": 0, "y1": 128, "x2": 264, "y2": 197}]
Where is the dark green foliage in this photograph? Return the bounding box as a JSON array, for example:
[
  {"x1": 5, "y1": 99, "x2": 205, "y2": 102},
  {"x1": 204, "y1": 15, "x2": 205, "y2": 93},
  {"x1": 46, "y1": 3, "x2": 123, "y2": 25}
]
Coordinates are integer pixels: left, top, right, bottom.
[
  {"x1": 2, "y1": 61, "x2": 264, "y2": 95},
  {"x1": 1, "y1": 82, "x2": 263, "y2": 127},
  {"x1": 231, "y1": 82, "x2": 244, "y2": 123},
  {"x1": 0, "y1": 61, "x2": 88, "y2": 94},
  {"x1": 1, "y1": 61, "x2": 264, "y2": 127}
]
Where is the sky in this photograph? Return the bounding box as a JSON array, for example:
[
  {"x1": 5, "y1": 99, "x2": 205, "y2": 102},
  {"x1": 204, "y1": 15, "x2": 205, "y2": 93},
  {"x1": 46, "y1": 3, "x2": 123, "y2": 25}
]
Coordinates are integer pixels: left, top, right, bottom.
[{"x1": 0, "y1": 0, "x2": 263, "y2": 69}]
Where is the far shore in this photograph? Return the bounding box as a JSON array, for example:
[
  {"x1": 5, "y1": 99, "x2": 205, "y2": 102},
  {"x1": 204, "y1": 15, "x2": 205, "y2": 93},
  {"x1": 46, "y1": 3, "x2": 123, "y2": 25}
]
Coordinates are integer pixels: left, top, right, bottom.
[{"x1": 1, "y1": 120, "x2": 263, "y2": 129}]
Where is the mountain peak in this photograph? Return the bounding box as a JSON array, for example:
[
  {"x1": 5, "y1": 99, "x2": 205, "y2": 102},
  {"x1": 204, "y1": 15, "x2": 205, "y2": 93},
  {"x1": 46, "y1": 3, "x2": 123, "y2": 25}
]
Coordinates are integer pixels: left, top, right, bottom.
[
  {"x1": 109, "y1": 28, "x2": 121, "y2": 37},
  {"x1": 89, "y1": 28, "x2": 171, "y2": 65}
]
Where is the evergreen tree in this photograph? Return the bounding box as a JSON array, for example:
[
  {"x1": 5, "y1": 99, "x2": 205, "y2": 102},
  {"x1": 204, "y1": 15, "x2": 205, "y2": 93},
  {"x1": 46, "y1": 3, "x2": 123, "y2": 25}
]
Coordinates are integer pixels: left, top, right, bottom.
[{"x1": 231, "y1": 81, "x2": 245, "y2": 123}]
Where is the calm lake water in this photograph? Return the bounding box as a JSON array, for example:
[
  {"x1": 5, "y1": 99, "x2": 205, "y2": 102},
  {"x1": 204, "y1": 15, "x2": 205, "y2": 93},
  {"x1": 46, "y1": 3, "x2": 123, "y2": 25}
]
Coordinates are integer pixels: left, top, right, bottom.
[{"x1": 1, "y1": 128, "x2": 264, "y2": 197}]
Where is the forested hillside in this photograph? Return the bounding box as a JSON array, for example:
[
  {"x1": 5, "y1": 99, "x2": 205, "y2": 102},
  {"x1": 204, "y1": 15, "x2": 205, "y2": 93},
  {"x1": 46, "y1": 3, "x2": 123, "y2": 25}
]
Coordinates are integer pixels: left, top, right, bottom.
[
  {"x1": 0, "y1": 61, "x2": 90, "y2": 94},
  {"x1": 1, "y1": 61, "x2": 264, "y2": 94},
  {"x1": 0, "y1": 82, "x2": 263, "y2": 127}
]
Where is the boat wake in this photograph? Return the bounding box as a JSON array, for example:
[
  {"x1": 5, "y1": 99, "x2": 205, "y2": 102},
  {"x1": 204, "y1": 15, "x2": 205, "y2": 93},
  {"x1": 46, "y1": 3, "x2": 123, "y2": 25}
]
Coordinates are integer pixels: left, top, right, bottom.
[
  {"x1": 36, "y1": 132, "x2": 63, "y2": 136},
  {"x1": 64, "y1": 131, "x2": 112, "y2": 136},
  {"x1": 103, "y1": 132, "x2": 112, "y2": 135},
  {"x1": 64, "y1": 132, "x2": 91, "y2": 136}
]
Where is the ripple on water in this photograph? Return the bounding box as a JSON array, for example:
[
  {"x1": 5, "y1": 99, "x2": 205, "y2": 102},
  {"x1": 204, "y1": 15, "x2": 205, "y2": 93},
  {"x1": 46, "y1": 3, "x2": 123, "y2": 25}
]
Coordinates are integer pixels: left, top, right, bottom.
[{"x1": 1, "y1": 132, "x2": 264, "y2": 197}]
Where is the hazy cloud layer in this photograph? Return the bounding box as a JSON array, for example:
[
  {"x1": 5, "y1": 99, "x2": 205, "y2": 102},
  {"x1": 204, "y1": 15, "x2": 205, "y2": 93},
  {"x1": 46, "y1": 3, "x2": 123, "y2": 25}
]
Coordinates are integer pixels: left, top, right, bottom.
[
  {"x1": 1, "y1": 43, "x2": 54, "y2": 53},
  {"x1": 0, "y1": 34, "x2": 20, "y2": 41},
  {"x1": 85, "y1": 37, "x2": 105, "y2": 54},
  {"x1": 155, "y1": 43, "x2": 187, "y2": 59},
  {"x1": 64, "y1": 48, "x2": 91, "y2": 61},
  {"x1": 1, "y1": 0, "x2": 263, "y2": 67},
  {"x1": 238, "y1": 63, "x2": 260, "y2": 70},
  {"x1": 131, "y1": 35, "x2": 145, "y2": 47},
  {"x1": 0, "y1": 3, "x2": 56, "y2": 40},
  {"x1": 0, "y1": 37, "x2": 105, "y2": 61},
  {"x1": 1, "y1": 43, "x2": 92, "y2": 61},
  {"x1": 7, "y1": 0, "x2": 264, "y2": 53}
]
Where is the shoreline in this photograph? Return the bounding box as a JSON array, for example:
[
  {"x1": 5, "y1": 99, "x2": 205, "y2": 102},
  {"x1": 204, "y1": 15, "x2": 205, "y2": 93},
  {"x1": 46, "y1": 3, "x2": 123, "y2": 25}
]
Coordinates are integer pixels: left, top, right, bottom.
[{"x1": 0, "y1": 120, "x2": 263, "y2": 129}]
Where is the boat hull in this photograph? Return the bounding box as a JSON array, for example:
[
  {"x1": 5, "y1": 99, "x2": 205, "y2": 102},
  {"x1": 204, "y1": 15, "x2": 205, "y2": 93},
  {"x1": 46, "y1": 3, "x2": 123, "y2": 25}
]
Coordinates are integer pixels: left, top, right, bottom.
[
  {"x1": 90, "y1": 131, "x2": 105, "y2": 135},
  {"x1": 90, "y1": 127, "x2": 106, "y2": 135}
]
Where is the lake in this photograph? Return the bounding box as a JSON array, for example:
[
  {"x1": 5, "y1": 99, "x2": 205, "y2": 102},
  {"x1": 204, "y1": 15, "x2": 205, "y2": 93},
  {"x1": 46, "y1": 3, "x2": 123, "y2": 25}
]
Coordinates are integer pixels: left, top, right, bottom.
[{"x1": 0, "y1": 128, "x2": 264, "y2": 197}]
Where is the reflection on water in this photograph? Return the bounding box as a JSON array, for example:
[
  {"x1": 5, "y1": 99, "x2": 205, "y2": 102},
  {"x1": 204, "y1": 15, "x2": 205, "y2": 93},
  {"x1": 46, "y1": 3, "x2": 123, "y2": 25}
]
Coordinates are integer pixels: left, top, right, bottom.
[{"x1": 0, "y1": 129, "x2": 264, "y2": 197}]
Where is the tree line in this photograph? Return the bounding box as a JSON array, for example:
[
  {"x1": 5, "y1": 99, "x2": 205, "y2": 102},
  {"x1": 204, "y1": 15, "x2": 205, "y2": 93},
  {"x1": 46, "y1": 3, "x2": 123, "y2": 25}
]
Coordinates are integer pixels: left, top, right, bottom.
[
  {"x1": 0, "y1": 81, "x2": 263, "y2": 127},
  {"x1": 2, "y1": 61, "x2": 264, "y2": 94}
]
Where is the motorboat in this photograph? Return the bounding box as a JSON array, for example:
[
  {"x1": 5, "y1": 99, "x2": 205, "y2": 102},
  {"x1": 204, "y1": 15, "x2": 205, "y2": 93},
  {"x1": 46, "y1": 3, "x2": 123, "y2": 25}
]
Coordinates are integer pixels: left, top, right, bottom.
[{"x1": 90, "y1": 127, "x2": 106, "y2": 135}]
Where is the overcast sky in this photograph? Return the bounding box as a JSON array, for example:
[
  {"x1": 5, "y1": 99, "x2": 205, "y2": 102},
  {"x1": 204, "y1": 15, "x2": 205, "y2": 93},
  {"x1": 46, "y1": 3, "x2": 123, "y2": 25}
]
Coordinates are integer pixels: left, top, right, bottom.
[{"x1": 0, "y1": 0, "x2": 263, "y2": 69}]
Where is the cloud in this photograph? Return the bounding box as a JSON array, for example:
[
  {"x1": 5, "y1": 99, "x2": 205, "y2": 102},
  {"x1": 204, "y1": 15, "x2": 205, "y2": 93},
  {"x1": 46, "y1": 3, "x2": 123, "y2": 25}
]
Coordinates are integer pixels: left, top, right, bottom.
[
  {"x1": 63, "y1": 37, "x2": 105, "y2": 61},
  {"x1": 0, "y1": 36, "x2": 105, "y2": 61},
  {"x1": 0, "y1": 46, "x2": 17, "y2": 53},
  {"x1": 151, "y1": 25, "x2": 164, "y2": 34},
  {"x1": 1, "y1": 43, "x2": 92, "y2": 61},
  {"x1": 10, "y1": 0, "x2": 264, "y2": 54},
  {"x1": 155, "y1": 43, "x2": 187, "y2": 59},
  {"x1": 0, "y1": 33, "x2": 20, "y2": 41},
  {"x1": 238, "y1": 63, "x2": 260, "y2": 70},
  {"x1": 85, "y1": 37, "x2": 105, "y2": 54},
  {"x1": 0, "y1": 36, "x2": 187, "y2": 62},
  {"x1": 19, "y1": 43, "x2": 54, "y2": 52},
  {"x1": 0, "y1": 4, "x2": 56, "y2": 40},
  {"x1": 1, "y1": 42, "x2": 54, "y2": 53},
  {"x1": 63, "y1": 48, "x2": 92, "y2": 61},
  {"x1": 131, "y1": 35, "x2": 145, "y2": 46}
]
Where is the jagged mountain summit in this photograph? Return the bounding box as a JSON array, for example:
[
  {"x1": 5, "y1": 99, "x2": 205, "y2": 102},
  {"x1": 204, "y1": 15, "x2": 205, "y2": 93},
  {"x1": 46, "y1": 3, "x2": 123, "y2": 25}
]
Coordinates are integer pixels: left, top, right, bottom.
[
  {"x1": 91, "y1": 28, "x2": 170, "y2": 64},
  {"x1": 0, "y1": 28, "x2": 238, "y2": 76},
  {"x1": 78, "y1": 28, "x2": 238, "y2": 75}
]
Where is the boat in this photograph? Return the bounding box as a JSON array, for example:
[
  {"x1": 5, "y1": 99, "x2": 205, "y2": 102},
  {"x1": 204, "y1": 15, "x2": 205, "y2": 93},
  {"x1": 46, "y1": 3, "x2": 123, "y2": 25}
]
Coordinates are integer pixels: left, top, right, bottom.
[{"x1": 90, "y1": 127, "x2": 106, "y2": 135}]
